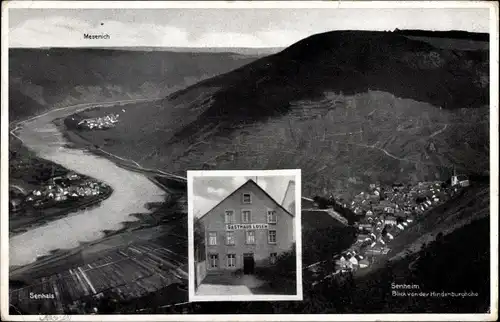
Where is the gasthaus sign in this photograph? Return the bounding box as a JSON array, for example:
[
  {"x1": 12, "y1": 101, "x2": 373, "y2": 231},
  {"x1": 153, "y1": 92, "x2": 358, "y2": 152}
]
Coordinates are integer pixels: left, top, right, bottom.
[{"x1": 226, "y1": 224, "x2": 269, "y2": 230}]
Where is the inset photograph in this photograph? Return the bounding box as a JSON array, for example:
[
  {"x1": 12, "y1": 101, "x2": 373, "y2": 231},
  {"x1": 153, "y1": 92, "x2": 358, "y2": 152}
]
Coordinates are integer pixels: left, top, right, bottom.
[{"x1": 188, "y1": 170, "x2": 302, "y2": 301}]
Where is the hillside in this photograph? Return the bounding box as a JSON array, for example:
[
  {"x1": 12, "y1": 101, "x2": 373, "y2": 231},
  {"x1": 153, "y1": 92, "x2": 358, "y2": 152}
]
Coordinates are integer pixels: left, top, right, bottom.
[
  {"x1": 9, "y1": 48, "x2": 261, "y2": 122},
  {"x1": 68, "y1": 30, "x2": 489, "y2": 199}
]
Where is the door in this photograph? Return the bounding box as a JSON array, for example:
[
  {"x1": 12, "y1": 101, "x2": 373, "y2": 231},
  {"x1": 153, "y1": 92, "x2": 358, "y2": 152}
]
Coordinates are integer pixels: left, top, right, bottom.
[{"x1": 243, "y1": 253, "x2": 255, "y2": 274}]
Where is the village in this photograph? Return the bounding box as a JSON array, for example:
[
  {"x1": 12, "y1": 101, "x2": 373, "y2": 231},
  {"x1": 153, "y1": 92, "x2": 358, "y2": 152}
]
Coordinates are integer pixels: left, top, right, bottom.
[
  {"x1": 77, "y1": 113, "x2": 120, "y2": 130},
  {"x1": 307, "y1": 171, "x2": 471, "y2": 286},
  {"x1": 11, "y1": 172, "x2": 111, "y2": 213}
]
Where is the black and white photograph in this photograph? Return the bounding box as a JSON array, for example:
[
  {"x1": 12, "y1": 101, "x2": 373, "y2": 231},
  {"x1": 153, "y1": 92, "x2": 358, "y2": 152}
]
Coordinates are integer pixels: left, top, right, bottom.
[
  {"x1": 188, "y1": 170, "x2": 302, "y2": 301},
  {"x1": 1, "y1": 1, "x2": 498, "y2": 321}
]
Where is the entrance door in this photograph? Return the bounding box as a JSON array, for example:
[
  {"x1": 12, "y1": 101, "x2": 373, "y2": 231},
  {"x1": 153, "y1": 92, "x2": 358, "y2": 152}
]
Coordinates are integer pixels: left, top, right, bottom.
[{"x1": 243, "y1": 253, "x2": 255, "y2": 274}]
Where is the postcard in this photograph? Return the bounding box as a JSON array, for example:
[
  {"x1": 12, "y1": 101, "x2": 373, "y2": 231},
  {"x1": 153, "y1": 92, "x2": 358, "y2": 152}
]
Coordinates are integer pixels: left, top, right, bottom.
[{"x1": 1, "y1": 1, "x2": 498, "y2": 321}]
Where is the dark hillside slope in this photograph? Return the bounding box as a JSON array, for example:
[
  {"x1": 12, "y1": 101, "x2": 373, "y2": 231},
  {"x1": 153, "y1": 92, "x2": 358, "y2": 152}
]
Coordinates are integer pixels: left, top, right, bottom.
[
  {"x1": 9, "y1": 87, "x2": 47, "y2": 122},
  {"x1": 69, "y1": 30, "x2": 489, "y2": 197},
  {"x1": 168, "y1": 30, "x2": 488, "y2": 143},
  {"x1": 9, "y1": 48, "x2": 260, "y2": 122}
]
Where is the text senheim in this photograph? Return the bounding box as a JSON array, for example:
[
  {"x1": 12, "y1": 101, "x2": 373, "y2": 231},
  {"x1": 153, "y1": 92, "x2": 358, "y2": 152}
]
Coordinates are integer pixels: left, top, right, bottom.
[{"x1": 226, "y1": 224, "x2": 269, "y2": 230}]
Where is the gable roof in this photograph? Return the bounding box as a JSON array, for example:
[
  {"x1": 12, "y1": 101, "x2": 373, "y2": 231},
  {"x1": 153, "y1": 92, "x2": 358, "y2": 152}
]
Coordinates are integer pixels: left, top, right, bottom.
[{"x1": 197, "y1": 179, "x2": 295, "y2": 220}]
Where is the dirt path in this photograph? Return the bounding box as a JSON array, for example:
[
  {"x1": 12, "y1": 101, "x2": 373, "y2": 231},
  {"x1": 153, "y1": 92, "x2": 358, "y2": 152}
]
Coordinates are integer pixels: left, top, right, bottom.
[{"x1": 429, "y1": 123, "x2": 448, "y2": 138}]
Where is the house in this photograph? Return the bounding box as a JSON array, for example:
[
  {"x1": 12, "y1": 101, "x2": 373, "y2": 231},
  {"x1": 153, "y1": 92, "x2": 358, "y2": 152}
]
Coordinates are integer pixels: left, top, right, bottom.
[
  {"x1": 397, "y1": 223, "x2": 405, "y2": 230},
  {"x1": 348, "y1": 256, "x2": 359, "y2": 267},
  {"x1": 384, "y1": 216, "x2": 398, "y2": 226},
  {"x1": 384, "y1": 207, "x2": 395, "y2": 214},
  {"x1": 365, "y1": 245, "x2": 384, "y2": 255},
  {"x1": 358, "y1": 223, "x2": 373, "y2": 232},
  {"x1": 385, "y1": 232, "x2": 394, "y2": 240},
  {"x1": 195, "y1": 179, "x2": 295, "y2": 278},
  {"x1": 365, "y1": 210, "x2": 374, "y2": 217},
  {"x1": 459, "y1": 179, "x2": 470, "y2": 187},
  {"x1": 358, "y1": 258, "x2": 370, "y2": 268},
  {"x1": 357, "y1": 234, "x2": 371, "y2": 243},
  {"x1": 336, "y1": 256, "x2": 352, "y2": 271}
]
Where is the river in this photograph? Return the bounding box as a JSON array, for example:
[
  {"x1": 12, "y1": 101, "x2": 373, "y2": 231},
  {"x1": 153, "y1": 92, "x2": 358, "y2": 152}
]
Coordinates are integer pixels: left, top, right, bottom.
[{"x1": 9, "y1": 102, "x2": 166, "y2": 267}]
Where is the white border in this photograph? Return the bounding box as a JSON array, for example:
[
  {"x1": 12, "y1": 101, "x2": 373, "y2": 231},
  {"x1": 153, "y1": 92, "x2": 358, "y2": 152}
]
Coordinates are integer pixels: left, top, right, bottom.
[
  {"x1": 2, "y1": 0, "x2": 498, "y2": 9},
  {"x1": 187, "y1": 169, "x2": 303, "y2": 302},
  {"x1": 1, "y1": 1, "x2": 498, "y2": 321}
]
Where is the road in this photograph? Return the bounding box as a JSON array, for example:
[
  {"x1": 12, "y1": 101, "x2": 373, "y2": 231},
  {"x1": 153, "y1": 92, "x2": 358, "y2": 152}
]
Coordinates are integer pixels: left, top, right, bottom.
[
  {"x1": 9, "y1": 184, "x2": 27, "y2": 195},
  {"x1": 429, "y1": 123, "x2": 448, "y2": 138}
]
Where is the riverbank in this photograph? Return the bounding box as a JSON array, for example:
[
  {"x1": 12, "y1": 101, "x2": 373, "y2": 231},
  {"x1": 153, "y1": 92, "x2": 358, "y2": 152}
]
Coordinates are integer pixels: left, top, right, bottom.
[
  {"x1": 9, "y1": 101, "x2": 169, "y2": 267},
  {"x1": 9, "y1": 128, "x2": 115, "y2": 236},
  {"x1": 54, "y1": 116, "x2": 186, "y2": 184},
  {"x1": 9, "y1": 223, "x2": 180, "y2": 282}
]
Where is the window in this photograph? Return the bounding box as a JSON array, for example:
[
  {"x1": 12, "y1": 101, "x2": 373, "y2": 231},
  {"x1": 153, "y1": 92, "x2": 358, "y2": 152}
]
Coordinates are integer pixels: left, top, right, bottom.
[
  {"x1": 270, "y1": 252, "x2": 278, "y2": 265},
  {"x1": 242, "y1": 210, "x2": 252, "y2": 223},
  {"x1": 209, "y1": 254, "x2": 218, "y2": 268},
  {"x1": 224, "y1": 210, "x2": 235, "y2": 223},
  {"x1": 208, "y1": 232, "x2": 217, "y2": 246},
  {"x1": 226, "y1": 231, "x2": 235, "y2": 245},
  {"x1": 268, "y1": 230, "x2": 277, "y2": 244},
  {"x1": 227, "y1": 254, "x2": 236, "y2": 268},
  {"x1": 242, "y1": 193, "x2": 252, "y2": 204},
  {"x1": 267, "y1": 210, "x2": 277, "y2": 223},
  {"x1": 246, "y1": 230, "x2": 256, "y2": 244}
]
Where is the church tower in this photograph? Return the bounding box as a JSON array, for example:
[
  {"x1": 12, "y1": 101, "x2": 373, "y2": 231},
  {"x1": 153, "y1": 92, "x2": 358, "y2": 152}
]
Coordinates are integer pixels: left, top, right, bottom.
[{"x1": 451, "y1": 167, "x2": 459, "y2": 187}]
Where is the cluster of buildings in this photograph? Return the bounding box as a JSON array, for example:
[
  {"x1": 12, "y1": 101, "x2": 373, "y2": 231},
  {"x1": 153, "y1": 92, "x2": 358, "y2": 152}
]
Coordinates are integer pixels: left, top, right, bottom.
[
  {"x1": 24, "y1": 172, "x2": 109, "y2": 209},
  {"x1": 77, "y1": 114, "x2": 119, "y2": 130},
  {"x1": 309, "y1": 172, "x2": 470, "y2": 285}
]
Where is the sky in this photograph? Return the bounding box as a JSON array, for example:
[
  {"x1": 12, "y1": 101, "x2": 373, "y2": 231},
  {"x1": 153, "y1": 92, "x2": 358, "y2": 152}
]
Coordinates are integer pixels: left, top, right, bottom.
[
  {"x1": 8, "y1": 8, "x2": 490, "y2": 48},
  {"x1": 193, "y1": 175, "x2": 295, "y2": 217}
]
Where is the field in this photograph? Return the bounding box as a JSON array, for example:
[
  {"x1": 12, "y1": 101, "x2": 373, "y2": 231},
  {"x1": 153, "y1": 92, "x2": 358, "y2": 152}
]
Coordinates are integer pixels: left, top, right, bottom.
[{"x1": 10, "y1": 238, "x2": 188, "y2": 315}]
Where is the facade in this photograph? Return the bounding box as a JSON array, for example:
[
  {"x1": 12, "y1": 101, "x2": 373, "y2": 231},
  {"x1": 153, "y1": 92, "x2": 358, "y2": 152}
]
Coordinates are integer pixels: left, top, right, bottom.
[{"x1": 196, "y1": 179, "x2": 295, "y2": 275}]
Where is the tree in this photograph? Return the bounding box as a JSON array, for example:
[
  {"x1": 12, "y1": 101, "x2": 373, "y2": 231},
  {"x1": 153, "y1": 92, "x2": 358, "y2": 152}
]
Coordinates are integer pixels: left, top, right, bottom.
[{"x1": 313, "y1": 196, "x2": 330, "y2": 209}]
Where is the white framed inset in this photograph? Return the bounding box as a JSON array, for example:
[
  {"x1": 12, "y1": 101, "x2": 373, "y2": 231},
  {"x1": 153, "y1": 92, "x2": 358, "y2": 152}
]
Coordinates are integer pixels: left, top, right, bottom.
[
  {"x1": 188, "y1": 169, "x2": 303, "y2": 302},
  {"x1": 1, "y1": 1, "x2": 498, "y2": 321}
]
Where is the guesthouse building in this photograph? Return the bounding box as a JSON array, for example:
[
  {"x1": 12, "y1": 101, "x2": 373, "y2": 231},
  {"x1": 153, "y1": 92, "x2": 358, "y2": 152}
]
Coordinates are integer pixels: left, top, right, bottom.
[{"x1": 195, "y1": 179, "x2": 295, "y2": 277}]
